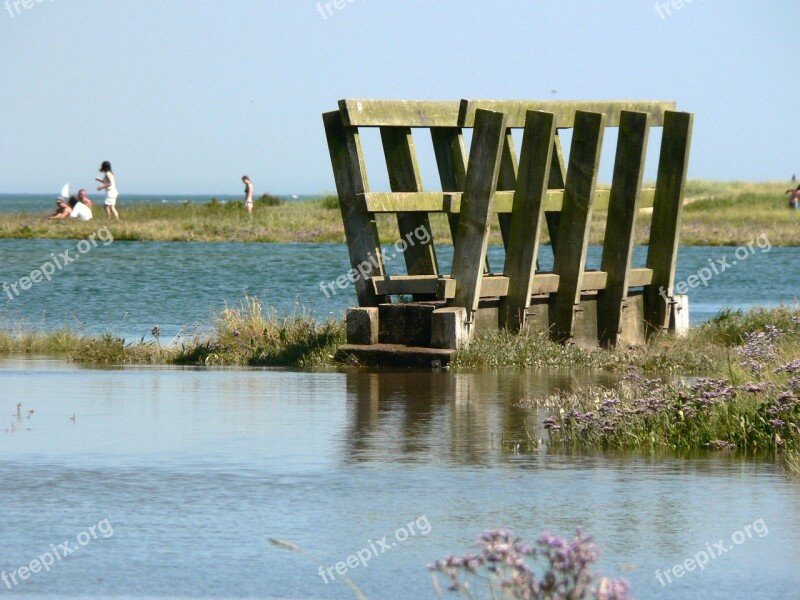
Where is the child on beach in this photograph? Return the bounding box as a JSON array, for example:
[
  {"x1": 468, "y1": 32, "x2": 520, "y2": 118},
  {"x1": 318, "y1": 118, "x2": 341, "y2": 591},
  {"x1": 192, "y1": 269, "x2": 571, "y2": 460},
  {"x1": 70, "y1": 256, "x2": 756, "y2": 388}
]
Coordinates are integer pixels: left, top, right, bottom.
[
  {"x1": 242, "y1": 175, "x2": 253, "y2": 215},
  {"x1": 96, "y1": 161, "x2": 120, "y2": 220},
  {"x1": 786, "y1": 185, "x2": 800, "y2": 210}
]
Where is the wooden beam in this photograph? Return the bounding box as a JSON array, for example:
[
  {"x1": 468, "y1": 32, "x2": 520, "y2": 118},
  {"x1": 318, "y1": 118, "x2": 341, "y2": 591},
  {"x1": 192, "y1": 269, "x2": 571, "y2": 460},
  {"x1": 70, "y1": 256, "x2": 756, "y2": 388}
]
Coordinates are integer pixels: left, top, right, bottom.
[
  {"x1": 531, "y1": 268, "x2": 652, "y2": 295},
  {"x1": 545, "y1": 132, "x2": 567, "y2": 251},
  {"x1": 430, "y1": 127, "x2": 469, "y2": 246},
  {"x1": 459, "y1": 100, "x2": 677, "y2": 128},
  {"x1": 370, "y1": 275, "x2": 509, "y2": 299},
  {"x1": 360, "y1": 188, "x2": 657, "y2": 213},
  {"x1": 501, "y1": 110, "x2": 557, "y2": 330},
  {"x1": 340, "y1": 99, "x2": 461, "y2": 127},
  {"x1": 380, "y1": 127, "x2": 439, "y2": 293},
  {"x1": 322, "y1": 110, "x2": 386, "y2": 306},
  {"x1": 644, "y1": 111, "x2": 694, "y2": 333},
  {"x1": 598, "y1": 111, "x2": 651, "y2": 347},
  {"x1": 496, "y1": 129, "x2": 518, "y2": 248},
  {"x1": 550, "y1": 110, "x2": 606, "y2": 342},
  {"x1": 450, "y1": 109, "x2": 508, "y2": 317},
  {"x1": 368, "y1": 269, "x2": 652, "y2": 298}
]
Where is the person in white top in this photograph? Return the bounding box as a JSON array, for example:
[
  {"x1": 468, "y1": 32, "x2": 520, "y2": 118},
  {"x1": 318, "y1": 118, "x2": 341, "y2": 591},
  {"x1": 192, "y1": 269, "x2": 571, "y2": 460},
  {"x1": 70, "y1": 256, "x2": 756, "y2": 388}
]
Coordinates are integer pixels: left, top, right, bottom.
[
  {"x1": 96, "y1": 160, "x2": 120, "y2": 220},
  {"x1": 69, "y1": 196, "x2": 92, "y2": 221}
]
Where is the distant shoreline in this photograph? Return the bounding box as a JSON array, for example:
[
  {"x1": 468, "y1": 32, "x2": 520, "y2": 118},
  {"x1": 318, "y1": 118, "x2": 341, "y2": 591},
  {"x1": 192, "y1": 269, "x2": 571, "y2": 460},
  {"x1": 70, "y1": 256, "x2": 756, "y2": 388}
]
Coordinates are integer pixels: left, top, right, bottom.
[{"x1": 0, "y1": 182, "x2": 797, "y2": 246}]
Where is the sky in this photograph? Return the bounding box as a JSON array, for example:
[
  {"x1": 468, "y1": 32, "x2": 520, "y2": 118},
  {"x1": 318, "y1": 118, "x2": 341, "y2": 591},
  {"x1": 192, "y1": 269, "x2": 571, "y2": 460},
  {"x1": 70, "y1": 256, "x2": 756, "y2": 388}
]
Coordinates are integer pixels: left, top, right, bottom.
[{"x1": 1, "y1": 0, "x2": 798, "y2": 195}]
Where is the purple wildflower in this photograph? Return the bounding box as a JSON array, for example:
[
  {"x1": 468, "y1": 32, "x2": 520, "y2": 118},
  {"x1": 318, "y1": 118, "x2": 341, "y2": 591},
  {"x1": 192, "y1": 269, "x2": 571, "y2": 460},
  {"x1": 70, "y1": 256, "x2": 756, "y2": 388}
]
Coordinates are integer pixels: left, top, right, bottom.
[
  {"x1": 705, "y1": 440, "x2": 735, "y2": 450},
  {"x1": 775, "y1": 359, "x2": 800, "y2": 374}
]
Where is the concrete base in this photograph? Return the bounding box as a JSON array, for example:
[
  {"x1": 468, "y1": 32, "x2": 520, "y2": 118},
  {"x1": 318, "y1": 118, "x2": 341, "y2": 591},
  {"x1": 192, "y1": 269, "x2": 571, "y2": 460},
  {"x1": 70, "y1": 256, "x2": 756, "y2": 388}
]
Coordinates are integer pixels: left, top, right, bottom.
[
  {"x1": 378, "y1": 302, "x2": 441, "y2": 346},
  {"x1": 670, "y1": 294, "x2": 690, "y2": 337},
  {"x1": 336, "y1": 343, "x2": 455, "y2": 368},
  {"x1": 431, "y1": 307, "x2": 469, "y2": 350},
  {"x1": 346, "y1": 307, "x2": 379, "y2": 345}
]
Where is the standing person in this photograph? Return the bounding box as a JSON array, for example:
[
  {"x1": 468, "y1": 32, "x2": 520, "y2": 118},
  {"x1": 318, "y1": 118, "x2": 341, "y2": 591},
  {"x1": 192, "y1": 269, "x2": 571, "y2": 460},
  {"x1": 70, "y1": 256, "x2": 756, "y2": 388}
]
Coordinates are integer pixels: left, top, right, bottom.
[
  {"x1": 242, "y1": 175, "x2": 254, "y2": 215},
  {"x1": 96, "y1": 161, "x2": 120, "y2": 220},
  {"x1": 786, "y1": 185, "x2": 800, "y2": 210}
]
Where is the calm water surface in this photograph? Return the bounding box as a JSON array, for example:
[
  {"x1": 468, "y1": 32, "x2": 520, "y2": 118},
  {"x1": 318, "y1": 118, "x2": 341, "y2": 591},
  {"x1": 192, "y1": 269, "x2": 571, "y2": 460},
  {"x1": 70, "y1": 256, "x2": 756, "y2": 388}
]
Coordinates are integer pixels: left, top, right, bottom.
[
  {"x1": 0, "y1": 358, "x2": 798, "y2": 599},
  {"x1": 0, "y1": 239, "x2": 796, "y2": 340}
]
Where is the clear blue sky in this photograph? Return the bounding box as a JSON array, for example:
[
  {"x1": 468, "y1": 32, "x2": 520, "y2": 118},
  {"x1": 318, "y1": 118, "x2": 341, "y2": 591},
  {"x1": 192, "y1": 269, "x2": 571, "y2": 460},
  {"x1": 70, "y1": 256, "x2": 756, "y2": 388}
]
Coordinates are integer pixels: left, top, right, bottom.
[{"x1": 1, "y1": 0, "x2": 797, "y2": 195}]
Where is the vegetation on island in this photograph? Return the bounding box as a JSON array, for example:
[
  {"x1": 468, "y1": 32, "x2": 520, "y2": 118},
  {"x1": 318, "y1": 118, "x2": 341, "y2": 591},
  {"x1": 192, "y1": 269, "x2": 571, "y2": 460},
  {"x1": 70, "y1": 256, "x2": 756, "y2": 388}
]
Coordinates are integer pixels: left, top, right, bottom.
[{"x1": 0, "y1": 181, "x2": 797, "y2": 246}]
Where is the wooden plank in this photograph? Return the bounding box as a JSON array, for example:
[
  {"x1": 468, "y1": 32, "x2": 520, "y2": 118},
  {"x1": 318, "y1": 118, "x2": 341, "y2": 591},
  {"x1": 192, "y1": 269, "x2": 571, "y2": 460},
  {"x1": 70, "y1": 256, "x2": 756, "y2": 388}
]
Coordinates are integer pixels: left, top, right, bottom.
[
  {"x1": 431, "y1": 127, "x2": 492, "y2": 273},
  {"x1": 370, "y1": 275, "x2": 509, "y2": 299},
  {"x1": 450, "y1": 109, "x2": 509, "y2": 316},
  {"x1": 371, "y1": 275, "x2": 448, "y2": 297},
  {"x1": 532, "y1": 273, "x2": 561, "y2": 294},
  {"x1": 644, "y1": 111, "x2": 694, "y2": 332},
  {"x1": 430, "y1": 127, "x2": 469, "y2": 244},
  {"x1": 496, "y1": 130, "x2": 517, "y2": 248},
  {"x1": 340, "y1": 99, "x2": 461, "y2": 127},
  {"x1": 545, "y1": 132, "x2": 567, "y2": 251},
  {"x1": 322, "y1": 110, "x2": 386, "y2": 307},
  {"x1": 628, "y1": 268, "x2": 653, "y2": 287},
  {"x1": 529, "y1": 268, "x2": 651, "y2": 295},
  {"x1": 459, "y1": 100, "x2": 676, "y2": 128},
  {"x1": 380, "y1": 127, "x2": 438, "y2": 290},
  {"x1": 361, "y1": 188, "x2": 656, "y2": 213},
  {"x1": 501, "y1": 110, "x2": 557, "y2": 330},
  {"x1": 550, "y1": 110, "x2": 607, "y2": 342},
  {"x1": 598, "y1": 111, "x2": 651, "y2": 347}
]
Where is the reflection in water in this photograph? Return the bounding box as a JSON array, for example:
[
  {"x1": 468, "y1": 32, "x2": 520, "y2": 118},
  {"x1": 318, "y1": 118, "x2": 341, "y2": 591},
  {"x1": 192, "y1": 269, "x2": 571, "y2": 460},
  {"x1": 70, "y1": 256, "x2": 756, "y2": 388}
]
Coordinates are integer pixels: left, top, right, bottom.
[
  {"x1": 0, "y1": 359, "x2": 798, "y2": 600},
  {"x1": 342, "y1": 370, "x2": 620, "y2": 465}
]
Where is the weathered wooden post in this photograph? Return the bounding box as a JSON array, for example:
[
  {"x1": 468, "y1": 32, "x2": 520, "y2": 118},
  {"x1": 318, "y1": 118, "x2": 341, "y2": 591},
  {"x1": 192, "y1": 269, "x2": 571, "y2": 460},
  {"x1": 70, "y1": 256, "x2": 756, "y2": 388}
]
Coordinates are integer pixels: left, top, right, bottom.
[{"x1": 449, "y1": 109, "x2": 508, "y2": 331}]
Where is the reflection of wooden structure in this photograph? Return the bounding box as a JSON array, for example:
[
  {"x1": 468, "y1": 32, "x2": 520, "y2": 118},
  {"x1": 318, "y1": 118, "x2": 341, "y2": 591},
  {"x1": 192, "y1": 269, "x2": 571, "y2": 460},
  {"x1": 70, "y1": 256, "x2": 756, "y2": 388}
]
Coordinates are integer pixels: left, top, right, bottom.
[{"x1": 323, "y1": 99, "x2": 693, "y2": 364}]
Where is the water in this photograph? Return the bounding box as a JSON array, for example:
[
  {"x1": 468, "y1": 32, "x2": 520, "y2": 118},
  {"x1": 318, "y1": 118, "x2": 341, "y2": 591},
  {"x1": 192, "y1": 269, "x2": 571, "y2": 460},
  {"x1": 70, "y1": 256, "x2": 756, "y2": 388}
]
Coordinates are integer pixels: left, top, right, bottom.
[
  {"x1": 0, "y1": 239, "x2": 796, "y2": 340},
  {"x1": 0, "y1": 358, "x2": 798, "y2": 599},
  {"x1": 0, "y1": 193, "x2": 313, "y2": 214}
]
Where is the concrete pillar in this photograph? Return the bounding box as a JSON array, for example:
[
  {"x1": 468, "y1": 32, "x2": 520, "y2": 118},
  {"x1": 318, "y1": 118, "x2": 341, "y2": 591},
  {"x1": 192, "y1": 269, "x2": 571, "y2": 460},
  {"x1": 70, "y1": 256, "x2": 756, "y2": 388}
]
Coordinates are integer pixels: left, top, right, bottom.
[
  {"x1": 346, "y1": 307, "x2": 379, "y2": 345},
  {"x1": 431, "y1": 307, "x2": 469, "y2": 350}
]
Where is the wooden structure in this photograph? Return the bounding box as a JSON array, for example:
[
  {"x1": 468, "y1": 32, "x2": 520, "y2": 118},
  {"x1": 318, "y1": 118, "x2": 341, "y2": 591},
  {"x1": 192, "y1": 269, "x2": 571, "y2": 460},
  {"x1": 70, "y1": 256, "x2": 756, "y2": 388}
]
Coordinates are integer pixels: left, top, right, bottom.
[{"x1": 323, "y1": 99, "x2": 693, "y2": 364}]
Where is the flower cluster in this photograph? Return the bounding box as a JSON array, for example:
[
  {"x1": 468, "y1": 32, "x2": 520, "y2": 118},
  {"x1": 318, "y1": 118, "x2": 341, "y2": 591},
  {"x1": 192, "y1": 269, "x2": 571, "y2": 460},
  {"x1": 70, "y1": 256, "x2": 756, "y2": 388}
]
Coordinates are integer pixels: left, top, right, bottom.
[
  {"x1": 542, "y1": 323, "x2": 799, "y2": 451},
  {"x1": 429, "y1": 529, "x2": 630, "y2": 600},
  {"x1": 736, "y1": 326, "x2": 782, "y2": 374}
]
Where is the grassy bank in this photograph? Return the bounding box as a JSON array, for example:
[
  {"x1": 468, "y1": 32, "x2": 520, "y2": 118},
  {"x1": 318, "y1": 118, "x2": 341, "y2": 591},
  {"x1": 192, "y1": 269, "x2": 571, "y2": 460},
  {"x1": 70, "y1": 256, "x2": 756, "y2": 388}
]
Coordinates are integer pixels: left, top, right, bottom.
[
  {"x1": 507, "y1": 306, "x2": 800, "y2": 453},
  {"x1": 0, "y1": 297, "x2": 345, "y2": 368},
  {"x1": 1, "y1": 181, "x2": 797, "y2": 246},
  {"x1": 1, "y1": 301, "x2": 797, "y2": 377}
]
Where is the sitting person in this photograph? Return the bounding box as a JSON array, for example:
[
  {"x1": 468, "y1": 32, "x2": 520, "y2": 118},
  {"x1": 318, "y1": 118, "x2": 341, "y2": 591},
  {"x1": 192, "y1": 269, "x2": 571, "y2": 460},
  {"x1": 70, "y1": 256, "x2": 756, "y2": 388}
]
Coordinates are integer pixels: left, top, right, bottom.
[
  {"x1": 77, "y1": 188, "x2": 93, "y2": 209},
  {"x1": 69, "y1": 195, "x2": 93, "y2": 221},
  {"x1": 50, "y1": 197, "x2": 70, "y2": 218}
]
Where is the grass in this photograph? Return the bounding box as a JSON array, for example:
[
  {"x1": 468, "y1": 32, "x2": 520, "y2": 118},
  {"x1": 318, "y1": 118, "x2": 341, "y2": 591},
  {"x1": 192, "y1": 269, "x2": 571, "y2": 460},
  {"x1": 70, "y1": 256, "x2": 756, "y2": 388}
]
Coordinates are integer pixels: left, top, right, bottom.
[
  {"x1": 1, "y1": 301, "x2": 797, "y2": 376},
  {"x1": 1, "y1": 180, "x2": 798, "y2": 245},
  {"x1": 0, "y1": 296, "x2": 344, "y2": 367},
  {"x1": 453, "y1": 306, "x2": 800, "y2": 376},
  {"x1": 526, "y1": 309, "x2": 800, "y2": 452}
]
